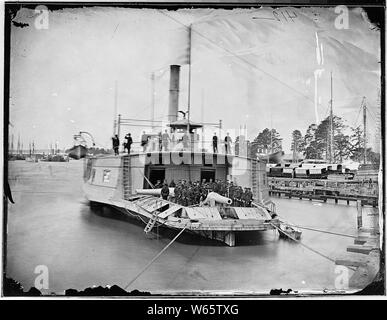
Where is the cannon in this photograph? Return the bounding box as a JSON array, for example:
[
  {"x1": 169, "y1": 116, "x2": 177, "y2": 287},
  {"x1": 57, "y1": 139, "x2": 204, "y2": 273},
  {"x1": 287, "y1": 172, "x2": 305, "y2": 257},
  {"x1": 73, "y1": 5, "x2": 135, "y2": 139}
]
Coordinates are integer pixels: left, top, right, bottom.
[
  {"x1": 135, "y1": 188, "x2": 175, "y2": 196},
  {"x1": 202, "y1": 192, "x2": 232, "y2": 206}
]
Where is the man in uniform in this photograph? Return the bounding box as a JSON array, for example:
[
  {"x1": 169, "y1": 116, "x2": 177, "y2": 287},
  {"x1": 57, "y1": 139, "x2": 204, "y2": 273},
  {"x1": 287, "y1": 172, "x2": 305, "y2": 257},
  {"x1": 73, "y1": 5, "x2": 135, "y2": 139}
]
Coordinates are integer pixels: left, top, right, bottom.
[
  {"x1": 213, "y1": 179, "x2": 220, "y2": 194},
  {"x1": 212, "y1": 133, "x2": 218, "y2": 153},
  {"x1": 112, "y1": 134, "x2": 119, "y2": 156},
  {"x1": 219, "y1": 180, "x2": 226, "y2": 196},
  {"x1": 199, "y1": 182, "x2": 208, "y2": 204},
  {"x1": 169, "y1": 180, "x2": 176, "y2": 188},
  {"x1": 158, "y1": 132, "x2": 162, "y2": 151},
  {"x1": 174, "y1": 181, "x2": 181, "y2": 204},
  {"x1": 245, "y1": 188, "x2": 253, "y2": 207},
  {"x1": 181, "y1": 183, "x2": 188, "y2": 206},
  {"x1": 140, "y1": 131, "x2": 148, "y2": 152},
  {"x1": 224, "y1": 132, "x2": 232, "y2": 154},
  {"x1": 234, "y1": 186, "x2": 243, "y2": 207},
  {"x1": 241, "y1": 188, "x2": 249, "y2": 207},
  {"x1": 161, "y1": 183, "x2": 169, "y2": 200},
  {"x1": 162, "y1": 129, "x2": 171, "y2": 151},
  {"x1": 154, "y1": 180, "x2": 162, "y2": 189},
  {"x1": 124, "y1": 133, "x2": 133, "y2": 154},
  {"x1": 228, "y1": 181, "x2": 235, "y2": 203}
]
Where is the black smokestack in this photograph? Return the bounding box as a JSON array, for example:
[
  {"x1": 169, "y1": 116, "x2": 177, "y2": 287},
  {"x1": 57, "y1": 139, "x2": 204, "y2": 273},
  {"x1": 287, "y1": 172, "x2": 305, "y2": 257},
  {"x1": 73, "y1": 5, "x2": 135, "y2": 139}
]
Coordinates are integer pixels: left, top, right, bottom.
[{"x1": 168, "y1": 65, "x2": 180, "y2": 123}]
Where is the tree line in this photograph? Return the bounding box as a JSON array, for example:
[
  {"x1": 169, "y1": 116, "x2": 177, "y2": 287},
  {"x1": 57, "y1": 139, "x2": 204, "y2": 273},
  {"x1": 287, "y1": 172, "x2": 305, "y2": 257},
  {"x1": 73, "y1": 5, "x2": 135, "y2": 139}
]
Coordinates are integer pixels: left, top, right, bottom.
[{"x1": 235, "y1": 115, "x2": 380, "y2": 164}]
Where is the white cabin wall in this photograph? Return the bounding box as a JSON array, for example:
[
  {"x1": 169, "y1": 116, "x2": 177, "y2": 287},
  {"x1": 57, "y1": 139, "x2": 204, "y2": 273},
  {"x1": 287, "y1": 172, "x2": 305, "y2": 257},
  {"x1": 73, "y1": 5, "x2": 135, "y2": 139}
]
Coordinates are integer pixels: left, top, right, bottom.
[
  {"x1": 256, "y1": 161, "x2": 269, "y2": 202},
  {"x1": 229, "y1": 157, "x2": 251, "y2": 188},
  {"x1": 130, "y1": 154, "x2": 147, "y2": 190},
  {"x1": 85, "y1": 156, "x2": 122, "y2": 202}
]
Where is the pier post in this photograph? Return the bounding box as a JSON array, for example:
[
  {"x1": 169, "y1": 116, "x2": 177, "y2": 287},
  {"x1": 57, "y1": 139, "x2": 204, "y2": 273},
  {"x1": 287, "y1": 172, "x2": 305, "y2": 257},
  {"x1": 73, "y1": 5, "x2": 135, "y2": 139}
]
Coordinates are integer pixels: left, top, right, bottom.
[
  {"x1": 357, "y1": 200, "x2": 362, "y2": 229},
  {"x1": 224, "y1": 232, "x2": 235, "y2": 247}
]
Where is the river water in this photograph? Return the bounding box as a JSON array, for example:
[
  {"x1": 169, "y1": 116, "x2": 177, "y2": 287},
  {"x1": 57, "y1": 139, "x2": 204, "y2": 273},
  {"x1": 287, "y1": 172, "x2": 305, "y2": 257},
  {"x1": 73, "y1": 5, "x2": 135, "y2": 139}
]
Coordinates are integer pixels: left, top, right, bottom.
[{"x1": 6, "y1": 160, "x2": 359, "y2": 294}]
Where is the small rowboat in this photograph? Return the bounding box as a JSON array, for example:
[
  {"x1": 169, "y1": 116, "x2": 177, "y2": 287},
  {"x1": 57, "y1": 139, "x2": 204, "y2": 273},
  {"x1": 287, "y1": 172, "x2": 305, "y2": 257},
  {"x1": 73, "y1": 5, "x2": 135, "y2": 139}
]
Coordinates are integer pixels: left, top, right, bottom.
[{"x1": 278, "y1": 222, "x2": 302, "y2": 240}]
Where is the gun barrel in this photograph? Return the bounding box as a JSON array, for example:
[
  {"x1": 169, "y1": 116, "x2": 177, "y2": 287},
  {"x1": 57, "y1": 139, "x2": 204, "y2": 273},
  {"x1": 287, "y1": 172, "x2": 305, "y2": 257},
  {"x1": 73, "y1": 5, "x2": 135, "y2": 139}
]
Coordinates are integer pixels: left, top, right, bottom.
[
  {"x1": 203, "y1": 192, "x2": 232, "y2": 205},
  {"x1": 135, "y1": 188, "x2": 175, "y2": 196}
]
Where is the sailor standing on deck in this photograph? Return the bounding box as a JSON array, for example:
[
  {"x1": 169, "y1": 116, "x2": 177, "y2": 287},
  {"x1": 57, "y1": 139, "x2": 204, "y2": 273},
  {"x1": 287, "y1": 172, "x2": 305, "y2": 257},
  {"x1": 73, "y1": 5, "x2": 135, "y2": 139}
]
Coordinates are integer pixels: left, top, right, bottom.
[
  {"x1": 112, "y1": 134, "x2": 120, "y2": 156},
  {"x1": 234, "y1": 186, "x2": 243, "y2": 207},
  {"x1": 224, "y1": 133, "x2": 232, "y2": 154},
  {"x1": 162, "y1": 130, "x2": 171, "y2": 151},
  {"x1": 158, "y1": 132, "x2": 162, "y2": 151},
  {"x1": 124, "y1": 133, "x2": 133, "y2": 154},
  {"x1": 161, "y1": 183, "x2": 169, "y2": 200},
  {"x1": 212, "y1": 133, "x2": 218, "y2": 153},
  {"x1": 140, "y1": 131, "x2": 148, "y2": 152}
]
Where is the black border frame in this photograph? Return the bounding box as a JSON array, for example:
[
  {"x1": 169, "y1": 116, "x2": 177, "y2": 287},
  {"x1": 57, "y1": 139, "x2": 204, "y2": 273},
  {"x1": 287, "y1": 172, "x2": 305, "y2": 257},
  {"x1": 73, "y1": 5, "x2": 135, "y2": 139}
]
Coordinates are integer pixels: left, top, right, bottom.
[{"x1": 2, "y1": 1, "x2": 386, "y2": 300}]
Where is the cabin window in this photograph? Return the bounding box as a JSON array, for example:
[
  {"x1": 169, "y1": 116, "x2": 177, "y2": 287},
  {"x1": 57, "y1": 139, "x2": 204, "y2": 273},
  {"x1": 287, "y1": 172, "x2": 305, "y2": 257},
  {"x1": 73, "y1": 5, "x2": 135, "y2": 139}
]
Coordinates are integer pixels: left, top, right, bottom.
[
  {"x1": 201, "y1": 169, "x2": 215, "y2": 183},
  {"x1": 148, "y1": 168, "x2": 165, "y2": 187},
  {"x1": 103, "y1": 169, "x2": 111, "y2": 183}
]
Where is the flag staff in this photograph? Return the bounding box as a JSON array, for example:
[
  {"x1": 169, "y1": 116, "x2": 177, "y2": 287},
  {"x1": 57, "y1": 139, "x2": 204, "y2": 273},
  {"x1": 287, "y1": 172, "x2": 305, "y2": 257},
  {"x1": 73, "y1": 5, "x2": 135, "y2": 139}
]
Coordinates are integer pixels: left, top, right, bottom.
[{"x1": 187, "y1": 24, "x2": 192, "y2": 141}]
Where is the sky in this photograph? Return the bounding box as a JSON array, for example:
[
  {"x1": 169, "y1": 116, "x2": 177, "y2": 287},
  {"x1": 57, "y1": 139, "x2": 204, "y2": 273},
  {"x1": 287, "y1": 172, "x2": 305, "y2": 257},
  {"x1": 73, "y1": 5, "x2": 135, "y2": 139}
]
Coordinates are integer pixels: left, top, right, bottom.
[{"x1": 9, "y1": 6, "x2": 381, "y2": 153}]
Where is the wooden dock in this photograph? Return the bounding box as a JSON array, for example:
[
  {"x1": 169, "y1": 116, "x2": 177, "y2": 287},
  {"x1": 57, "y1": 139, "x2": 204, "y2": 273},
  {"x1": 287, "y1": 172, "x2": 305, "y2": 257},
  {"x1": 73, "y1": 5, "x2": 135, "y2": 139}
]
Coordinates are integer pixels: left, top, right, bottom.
[
  {"x1": 335, "y1": 206, "x2": 381, "y2": 290},
  {"x1": 268, "y1": 177, "x2": 378, "y2": 206}
]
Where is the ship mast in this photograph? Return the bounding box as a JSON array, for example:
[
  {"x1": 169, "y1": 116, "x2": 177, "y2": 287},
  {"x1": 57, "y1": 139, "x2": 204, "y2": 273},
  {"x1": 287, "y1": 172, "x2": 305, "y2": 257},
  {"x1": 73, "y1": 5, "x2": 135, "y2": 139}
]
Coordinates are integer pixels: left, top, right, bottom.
[
  {"x1": 151, "y1": 72, "x2": 156, "y2": 130},
  {"x1": 113, "y1": 80, "x2": 118, "y2": 135},
  {"x1": 10, "y1": 134, "x2": 14, "y2": 156},
  {"x1": 362, "y1": 96, "x2": 367, "y2": 164},
  {"x1": 17, "y1": 134, "x2": 20, "y2": 154},
  {"x1": 329, "y1": 71, "x2": 334, "y2": 163},
  {"x1": 187, "y1": 24, "x2": 192, "y2": 139}
]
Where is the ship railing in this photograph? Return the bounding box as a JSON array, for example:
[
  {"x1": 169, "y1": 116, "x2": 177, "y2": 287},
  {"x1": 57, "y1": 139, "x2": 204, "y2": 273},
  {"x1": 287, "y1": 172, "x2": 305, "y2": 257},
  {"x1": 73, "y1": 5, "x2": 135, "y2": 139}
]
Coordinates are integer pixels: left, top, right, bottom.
[{"x1": 119, "y1": 138, "x2": 238, "y2": 155}]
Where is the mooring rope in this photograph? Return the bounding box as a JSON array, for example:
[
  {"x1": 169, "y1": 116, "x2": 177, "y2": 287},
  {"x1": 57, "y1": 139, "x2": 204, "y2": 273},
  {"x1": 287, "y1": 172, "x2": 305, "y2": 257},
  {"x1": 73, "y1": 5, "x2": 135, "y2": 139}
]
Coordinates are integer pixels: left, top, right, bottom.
[
  {"x1": 270, "y1": 222, "x2": 357, "y2": 272},
  {"x1": 124, "y1": 225, "x2": 188, "y2": 290},
  {"x1": 275, "y1": 214, "x2": 357, "y2": 239},
  {"x1": 287, "y1": 224, "x2": 357, "y2": 239}
]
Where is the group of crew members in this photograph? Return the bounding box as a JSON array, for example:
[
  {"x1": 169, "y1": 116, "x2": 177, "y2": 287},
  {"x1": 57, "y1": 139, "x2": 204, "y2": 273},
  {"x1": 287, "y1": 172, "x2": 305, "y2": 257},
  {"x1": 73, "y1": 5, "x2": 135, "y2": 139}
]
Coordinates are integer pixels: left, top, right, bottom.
[
  {"x1": 111, "y1": 133, "x2": 133, "y2": 155},
  {"x1": 112, "y1": 130, "x2": 234, "y2": 154},
  {"x1": 143, "y1": 130, "x2": 199, "y2": 152},
  {"x1": 154, "y1": 179, "x2": 253, "y2": 207}
]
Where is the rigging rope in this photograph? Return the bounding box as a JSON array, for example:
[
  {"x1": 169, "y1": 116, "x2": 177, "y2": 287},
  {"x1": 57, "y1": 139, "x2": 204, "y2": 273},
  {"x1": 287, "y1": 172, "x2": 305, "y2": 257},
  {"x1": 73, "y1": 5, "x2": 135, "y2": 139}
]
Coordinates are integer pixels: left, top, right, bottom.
[{"x1": 124, "y1": 225, "x2": 188, "y2": 290}]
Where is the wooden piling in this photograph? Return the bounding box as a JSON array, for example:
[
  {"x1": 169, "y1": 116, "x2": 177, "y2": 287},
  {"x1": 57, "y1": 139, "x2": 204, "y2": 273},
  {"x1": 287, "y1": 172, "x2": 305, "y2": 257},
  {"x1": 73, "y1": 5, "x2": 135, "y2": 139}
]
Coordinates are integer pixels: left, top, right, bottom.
[{"x1": 357, "y1": 200, "x2": 362, "y2": 229}]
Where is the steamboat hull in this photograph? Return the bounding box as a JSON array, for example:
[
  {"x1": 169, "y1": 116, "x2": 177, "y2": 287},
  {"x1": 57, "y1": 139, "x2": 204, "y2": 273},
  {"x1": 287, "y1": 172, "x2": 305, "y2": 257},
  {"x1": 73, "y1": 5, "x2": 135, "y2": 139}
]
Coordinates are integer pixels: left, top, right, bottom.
[
  {"x1": 83, "y1": 152, "x2": 276, "y2": 246},
  {"x1": 101, "y1": 201, "x2": 277, "y2": 247}
]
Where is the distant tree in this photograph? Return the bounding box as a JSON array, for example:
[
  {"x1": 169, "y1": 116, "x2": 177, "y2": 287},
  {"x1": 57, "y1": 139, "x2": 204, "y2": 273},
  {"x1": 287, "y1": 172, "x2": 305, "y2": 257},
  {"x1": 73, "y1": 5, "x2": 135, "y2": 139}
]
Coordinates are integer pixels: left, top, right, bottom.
[
  {"x1": 334, "y1": 132, "x2": 351, "y2": 162},
  {"x1": 367, "y1": 149, "x2": 381, "y2": 166},
  {"x1": 303, "y1": 124, "x2": 318, "y2": 159},
  {"x1": 291, "y1": 130, "x2": 305, "y2": 154},
  {"x1": 348, "y1": 126, "x2": 364, "y2": 162},
  {"x1": 303, "y1": 116, "x2": 350, "y2": 162},
  {"x1": 250, "y1": 128, "x2": 282, "y2": 157}
]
